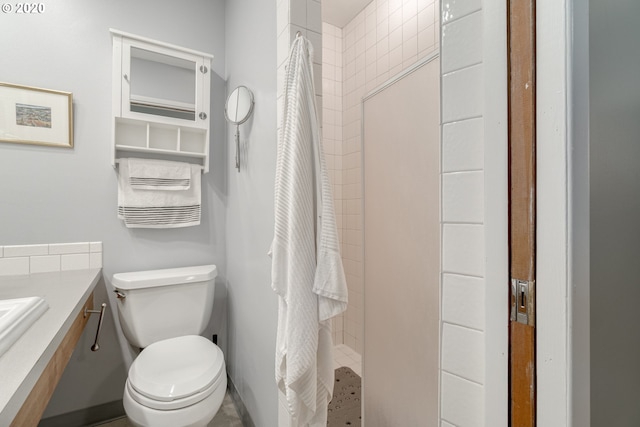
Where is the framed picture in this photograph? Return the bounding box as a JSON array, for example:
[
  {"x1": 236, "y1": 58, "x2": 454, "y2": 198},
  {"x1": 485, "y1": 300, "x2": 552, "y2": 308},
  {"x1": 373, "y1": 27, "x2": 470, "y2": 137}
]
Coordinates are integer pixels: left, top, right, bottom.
[{"x1": 0, "y1": 82, "x2": 73, "y2": 148}]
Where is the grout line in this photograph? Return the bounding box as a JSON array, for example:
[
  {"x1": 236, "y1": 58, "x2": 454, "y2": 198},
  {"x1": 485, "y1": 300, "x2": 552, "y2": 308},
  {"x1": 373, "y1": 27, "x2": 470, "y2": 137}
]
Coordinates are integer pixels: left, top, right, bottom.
[
  {"x1": 442, "y1": 61, "x2": 483, "y2": 79},
  {"x1": 441, "y1": 369, "x2": 484, "y2": 387},
  {"x1": 442, "y1": 220, "x2": 485, "y2": 226},
  {"x1": 441, "y1": 60, "x2": 484, "y2": 78},
  {"x1": 441, "y1": 270, "x2": 484, "y2": 279},
  {"x1": 443, "y1": 272, "x2": 485, "y2": 280},
  {"x1": 442, "y1": 169, "x2": 484, "y2": 175},
  {"x1": 441, "y1": 114, "x2": 483, "y2": 126},
  {"x1": 442, "y1": 320, "x2": 484, "y2": 333},
  {"x1": 442, "y1": 8, "x2": 483, "y2": 28},
  {"x1": 440, "y1": 416, "x2": 461, "y2": 427}
]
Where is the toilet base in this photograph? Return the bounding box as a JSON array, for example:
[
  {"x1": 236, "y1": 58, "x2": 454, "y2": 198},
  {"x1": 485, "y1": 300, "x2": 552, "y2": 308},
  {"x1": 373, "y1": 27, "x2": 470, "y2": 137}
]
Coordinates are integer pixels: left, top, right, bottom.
[{"x1": 123, "y1": 375, "x2": 227, "y2": 427}]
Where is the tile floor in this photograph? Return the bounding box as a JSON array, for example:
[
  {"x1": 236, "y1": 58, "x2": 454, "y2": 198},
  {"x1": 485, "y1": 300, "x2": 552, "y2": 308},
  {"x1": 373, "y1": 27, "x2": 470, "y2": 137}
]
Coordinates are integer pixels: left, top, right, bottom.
[
  {"x1": 94, "y1": 392, "x2": 242, "y2": 427},
  {"x1": 96, "y1": 345, "x2": 361, "y2": 427}
]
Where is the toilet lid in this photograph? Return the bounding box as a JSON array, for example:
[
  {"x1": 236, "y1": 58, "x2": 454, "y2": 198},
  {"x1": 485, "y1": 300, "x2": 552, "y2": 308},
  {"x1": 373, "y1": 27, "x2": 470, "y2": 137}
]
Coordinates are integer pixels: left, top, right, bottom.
[{"x1": 128, "y1": 335, "x2": 224, "y2": 402}]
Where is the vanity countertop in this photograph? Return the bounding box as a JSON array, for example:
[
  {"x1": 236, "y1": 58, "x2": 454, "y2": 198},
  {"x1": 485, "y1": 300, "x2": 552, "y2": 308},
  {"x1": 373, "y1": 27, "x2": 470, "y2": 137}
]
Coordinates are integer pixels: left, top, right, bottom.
[{"x1": 0, "y1": 268, "x2": 101, "y2": 424}]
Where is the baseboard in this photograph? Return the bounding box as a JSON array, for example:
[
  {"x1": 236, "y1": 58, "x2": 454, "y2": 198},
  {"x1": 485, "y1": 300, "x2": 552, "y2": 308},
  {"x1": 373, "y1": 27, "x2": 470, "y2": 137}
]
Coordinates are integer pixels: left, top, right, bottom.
[
  {"x1": 228, "y1": 376, "x2": 255, "y2": 427},
  {"x1": 38, "y1": 400, "x2": 124, "y2": 427}
]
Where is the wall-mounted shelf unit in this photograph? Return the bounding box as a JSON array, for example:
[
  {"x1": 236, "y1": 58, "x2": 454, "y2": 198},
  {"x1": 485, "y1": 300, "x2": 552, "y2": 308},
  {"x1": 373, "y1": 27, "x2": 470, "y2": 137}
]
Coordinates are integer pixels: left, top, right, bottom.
[{"x1": 111, "y1": 29, "x2": 213, "y2": 172}]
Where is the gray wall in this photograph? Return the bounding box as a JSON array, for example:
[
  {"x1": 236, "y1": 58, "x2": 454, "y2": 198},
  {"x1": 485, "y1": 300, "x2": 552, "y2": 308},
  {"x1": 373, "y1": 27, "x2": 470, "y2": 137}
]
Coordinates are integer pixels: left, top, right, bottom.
[
  {"x1": 590, "y1": 1, "x2": 640, "y2": 425},
  {"x1": 570, "y1": 0, "x2": 590, "y2": 425},
  {"x1": 0, "y1": 0, "x2": 227, "y2": 418},
  {"x1": 224, "y1": 0, "x2": 279, "y2": 425}
]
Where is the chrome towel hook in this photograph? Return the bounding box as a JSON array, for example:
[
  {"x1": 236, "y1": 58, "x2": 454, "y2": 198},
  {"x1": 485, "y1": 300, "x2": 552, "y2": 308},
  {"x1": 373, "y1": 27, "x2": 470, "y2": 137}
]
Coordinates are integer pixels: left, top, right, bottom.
[{"x1": 84, "y1": 303, "x2": 107, "y2": 352}]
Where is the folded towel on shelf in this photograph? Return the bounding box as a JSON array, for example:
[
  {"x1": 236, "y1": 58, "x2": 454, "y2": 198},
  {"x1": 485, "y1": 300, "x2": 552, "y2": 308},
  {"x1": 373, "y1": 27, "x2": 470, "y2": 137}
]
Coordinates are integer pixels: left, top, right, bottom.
[
  {"x1": 117, "y1": 158, "x2": 201, "y2": 228},
  {"x1": 128, "y1": 158, "x2": 191, "y2": 190}
]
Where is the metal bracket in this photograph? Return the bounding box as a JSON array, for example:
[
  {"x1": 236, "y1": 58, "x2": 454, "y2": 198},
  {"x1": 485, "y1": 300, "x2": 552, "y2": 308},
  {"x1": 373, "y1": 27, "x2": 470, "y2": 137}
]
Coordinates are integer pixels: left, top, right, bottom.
[
  {"x1": 84, "y1": 303, "x2": 107, "y2": 351},
  {"x1": 510, "y1": 279, "x2": 535, "y2": 326}
]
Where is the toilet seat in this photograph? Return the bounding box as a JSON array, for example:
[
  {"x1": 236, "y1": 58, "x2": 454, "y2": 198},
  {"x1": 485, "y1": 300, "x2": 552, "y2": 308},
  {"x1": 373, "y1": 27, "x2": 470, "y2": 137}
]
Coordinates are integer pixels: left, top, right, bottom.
[
  {"x1": 126, "y1": 378, "x2": 219, "y2": 411},
  {"x1": 127, "y1": 335, "x2": 225, "y2": 411}
]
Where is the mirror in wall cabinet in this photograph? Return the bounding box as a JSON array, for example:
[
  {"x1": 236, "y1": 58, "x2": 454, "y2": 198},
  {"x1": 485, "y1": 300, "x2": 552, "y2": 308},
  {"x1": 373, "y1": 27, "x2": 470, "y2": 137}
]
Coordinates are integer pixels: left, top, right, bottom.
[
  {"x1": 128, "y1": 47, "x2": 197, "y2": 121},
  {"x1": 225, "y1": 86, "x2": 255, "y2": 172}
]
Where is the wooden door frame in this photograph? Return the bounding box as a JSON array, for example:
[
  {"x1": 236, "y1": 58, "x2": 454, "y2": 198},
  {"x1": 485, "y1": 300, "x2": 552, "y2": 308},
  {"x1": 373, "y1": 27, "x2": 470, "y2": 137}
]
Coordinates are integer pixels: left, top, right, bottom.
[
  {"x1": 483, "y1": 0, "x2": 576, "y2": 425},
  {"x1": 508, "y1": 0, "x2": 537, "y2": 424}
]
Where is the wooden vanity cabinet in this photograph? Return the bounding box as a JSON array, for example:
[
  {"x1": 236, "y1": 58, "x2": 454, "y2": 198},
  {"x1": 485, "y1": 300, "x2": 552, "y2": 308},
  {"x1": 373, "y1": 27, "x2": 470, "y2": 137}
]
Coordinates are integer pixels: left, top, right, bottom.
[{"x1": 10, "y1": 293, "x2": 93, "y2": 427}]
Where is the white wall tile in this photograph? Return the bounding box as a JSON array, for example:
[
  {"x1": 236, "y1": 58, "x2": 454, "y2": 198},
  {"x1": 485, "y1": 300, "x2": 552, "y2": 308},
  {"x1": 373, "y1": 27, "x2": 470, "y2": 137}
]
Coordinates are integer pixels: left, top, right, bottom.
[
  {"x1": 277, "y1": 26, "x2": 292, "y2": 67},
  {"x1": 389, "y1": 0, "x2": 403, "y2": 13},
  {"x1": 443, "y1": 171, "x2": 484, "y2": 223},
  {"x1": 61, "y1": 253, "x2": 90, "y2": 271},
  {"x1": 418, "y1": 24, "x2": 436, "y2": 54},
  {"x1": 442, "y1": 273, "x2": 485, "y2": 330},
  {"x1": 418, "y1": 3, "x2": 436, "y2": 33},
  {"x1": 90, "y1": 252, "x2": 103, "y2": 269},
  {"x1": 402, "y1": 36, "x2": 418, "y2": 62},
  {"x1": 442, "y1": 323, "x2": 485, "y2": 384},
  {"x1": 442, "y1": 0, "x2": 482, "y2": 24},
  {"x1": 441, "y1": 372, "x2": 484, "y2": 427},
  {"x1": 443, "y1": 224, "x2": 484, "y2": 276},
  {"x1": 49, "y1": 242, "x2": 90, "y2": 255},
  {"x1": 289, "y1": 0, "x2": 306, "y2": 28},
  {"x1": 30, "y1": 255, "x2": 61, "y2": 274},
  {"x1": 442, "y1": 11, "x2": 483, "y2": 73},
  {"x1": 313, "y1": 63, "x2": 323, "y2": 95},
  {"x1": 403, "y1": 0, "x2": 418, "y2": 21},
  {"x1": 442, "y1": 64, "x2": 483, "y2": 123},
  {"x1": 0, "y1": 257, "x2": 29, "y2": 276},
  {"x1": 4, "y1": 244, "x2": 48, "y2": 257},
  {"x1": 277, "y1": 0, "x2": 289, "y2": 36},
  {"x1": 441, "y1": 0, "x2": 487, "y2": 424},
  {"x1": 307, "y1": 30, "x2": 323, "y2": 64},
  {"x1": 306, "y1": 0, "x2": 322, "y2": 33},
  {"x1": 442, "y1": 118, "x2": 484, "y2": 172},
  {"x1": 403, "y1": 15, "x2": 418, "y2": 42}
]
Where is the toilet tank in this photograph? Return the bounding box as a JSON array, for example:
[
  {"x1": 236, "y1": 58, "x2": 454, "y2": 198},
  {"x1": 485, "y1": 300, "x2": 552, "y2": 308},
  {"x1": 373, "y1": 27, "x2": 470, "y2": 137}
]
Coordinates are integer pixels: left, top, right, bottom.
[{"x1": 112, "y1": 265, "x2": 217, "y2": 348}]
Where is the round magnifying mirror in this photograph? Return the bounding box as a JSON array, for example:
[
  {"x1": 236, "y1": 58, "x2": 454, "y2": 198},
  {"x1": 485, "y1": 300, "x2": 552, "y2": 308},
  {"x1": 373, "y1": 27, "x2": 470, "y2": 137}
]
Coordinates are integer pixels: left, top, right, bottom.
[
  {"x1": 225, "y1": 86, "x2": 254, "y2": 124},
  {"x1": 225, "y1": 86, "x2": 255, "y2": 172}
]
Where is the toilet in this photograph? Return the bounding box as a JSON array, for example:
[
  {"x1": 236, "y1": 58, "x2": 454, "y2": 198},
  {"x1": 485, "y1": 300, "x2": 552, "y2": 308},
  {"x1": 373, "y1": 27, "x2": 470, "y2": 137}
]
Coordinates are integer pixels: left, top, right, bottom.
[{"x1": 112, "y1": 265, "x2": 226, "y2": 427}]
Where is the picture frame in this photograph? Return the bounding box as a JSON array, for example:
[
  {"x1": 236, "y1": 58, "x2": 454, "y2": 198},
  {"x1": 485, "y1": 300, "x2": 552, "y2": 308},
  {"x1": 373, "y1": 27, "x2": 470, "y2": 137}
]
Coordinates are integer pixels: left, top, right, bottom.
[{"x1": 0, "y1": 82, "x2": 73, "y2": 148}]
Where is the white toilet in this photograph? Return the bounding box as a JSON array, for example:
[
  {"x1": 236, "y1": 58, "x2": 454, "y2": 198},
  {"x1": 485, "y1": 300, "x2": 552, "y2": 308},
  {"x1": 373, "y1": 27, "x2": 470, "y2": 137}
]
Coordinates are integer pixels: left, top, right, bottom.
[{"x1": 112, "y1": 265, "x2": 226, "y2": 427}]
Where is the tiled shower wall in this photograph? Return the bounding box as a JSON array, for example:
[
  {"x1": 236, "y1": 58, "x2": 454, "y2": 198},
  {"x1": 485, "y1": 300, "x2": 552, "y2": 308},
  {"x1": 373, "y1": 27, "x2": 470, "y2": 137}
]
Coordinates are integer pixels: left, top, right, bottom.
[
  {"x1": 440, "y1": 1, "x2": 486, "y2": 425},
  {"x1": 326, "y1": 0, "x2": 440, "y2": 354},
  {"x1": 280, "y1": 0, "x2": 492, "y2": 424},
  {"x1": 322, "y1": 23, "x2": 345, "y2": 345}
]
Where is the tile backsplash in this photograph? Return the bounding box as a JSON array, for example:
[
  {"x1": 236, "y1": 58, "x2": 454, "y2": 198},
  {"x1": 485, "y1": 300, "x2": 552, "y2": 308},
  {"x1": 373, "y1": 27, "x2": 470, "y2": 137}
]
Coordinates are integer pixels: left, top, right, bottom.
[{"x1": 0, "y1": 242, "x2": 102, "y2": 276}]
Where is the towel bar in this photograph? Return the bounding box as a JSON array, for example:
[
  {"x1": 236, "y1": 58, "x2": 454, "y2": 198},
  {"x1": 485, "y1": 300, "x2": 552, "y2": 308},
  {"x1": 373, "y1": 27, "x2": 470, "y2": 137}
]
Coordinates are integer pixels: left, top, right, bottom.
[{"x1": 114, "y1": 159, "x2": 204, "y2": 172}]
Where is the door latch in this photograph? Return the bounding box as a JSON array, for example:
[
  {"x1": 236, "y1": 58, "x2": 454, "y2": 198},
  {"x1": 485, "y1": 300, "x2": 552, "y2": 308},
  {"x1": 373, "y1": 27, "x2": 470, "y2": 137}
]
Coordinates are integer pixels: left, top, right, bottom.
[{"x1": 510, "y1": 279, "x2": 535, "y2": 326}]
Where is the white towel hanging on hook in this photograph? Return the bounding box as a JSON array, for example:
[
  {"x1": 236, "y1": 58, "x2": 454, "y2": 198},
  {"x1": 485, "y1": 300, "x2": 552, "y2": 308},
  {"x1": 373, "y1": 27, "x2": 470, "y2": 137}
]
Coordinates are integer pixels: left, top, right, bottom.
[{"x1": 270, "y1": 34, "x2": 348, "y2": 427}]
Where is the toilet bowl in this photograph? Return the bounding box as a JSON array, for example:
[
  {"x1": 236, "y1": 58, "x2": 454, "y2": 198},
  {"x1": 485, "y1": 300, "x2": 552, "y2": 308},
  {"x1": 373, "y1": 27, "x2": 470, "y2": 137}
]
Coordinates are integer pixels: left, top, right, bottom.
[
  {"x1": 122, "y1": 335, "x2": 227, "y2": 427},
  {"x1": 111, "y1": 265, "x2": 224, "y2": 427}
]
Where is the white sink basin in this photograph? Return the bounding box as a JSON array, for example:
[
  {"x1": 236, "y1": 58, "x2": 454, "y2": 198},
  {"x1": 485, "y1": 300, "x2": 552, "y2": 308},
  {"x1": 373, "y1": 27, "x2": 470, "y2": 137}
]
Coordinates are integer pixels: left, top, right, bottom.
[{"x1": 0, "y1": 297, "x2": 49, "y2": 358}]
